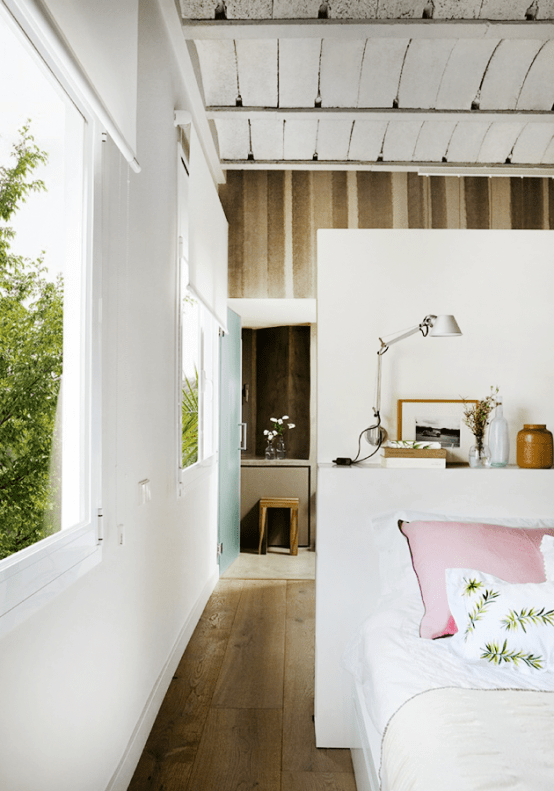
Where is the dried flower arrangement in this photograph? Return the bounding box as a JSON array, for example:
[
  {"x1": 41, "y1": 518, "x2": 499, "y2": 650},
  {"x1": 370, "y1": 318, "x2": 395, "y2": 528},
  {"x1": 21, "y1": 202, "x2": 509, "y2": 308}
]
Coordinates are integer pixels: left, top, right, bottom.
[{"x1": 463, "y1": 387, "x2": 498, "y2": 450}]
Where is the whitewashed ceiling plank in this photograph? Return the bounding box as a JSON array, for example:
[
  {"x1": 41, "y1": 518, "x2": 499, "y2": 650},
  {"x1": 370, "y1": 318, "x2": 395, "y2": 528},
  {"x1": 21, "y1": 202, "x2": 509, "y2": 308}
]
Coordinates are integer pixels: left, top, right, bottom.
[
  {"x1": 348, "y1": 120, "x2": 388, "y2": 160},
  {"x1": 284, "y1": 118, "x2": 319, "y2": 159},
  {"x1": 181, "y1": 0, "x2": 554, "y2": 17},
  {"x1": 516, "y1": 41, "x2": 554, "y2": 110},
  {"x1": 215, "y1": 118, "x2": 250, "y2": 159},
  {"x1": 236, "y1": 39, "x2": 278, "y2": 106},
  {"x1": 195, "y1": 40, "x2": 238, "y2": 105},
  {"x1": 273, "y1": 0, "x2": 321, "y2": 17},
  {"x1": 382, "y1": 121, "x2": 423, "y2": 161},
  {"x1": 327, "y1": 1, "x2": 379, "y2": 17},
  {"x1": 413, "y1": 121, "x2": 457, "y2": 161},
  {"x1": 479, "y1": 40, "x2": 545, "y2": 110},
  {"x1": 225, "y1": 0, "x2": 273, "y2": 18},
  {"x1": 536, "y1": 1, "x2": 554, "y2": 19},
  {"x1": 541, "y1": 136, "x2": 554, "y2": 164},
  {"x1": 435, "y1": 39, "x2": 499, "y2": 109},
  {"x1": 357, "y1": 38, "x2": 410, "y2": 108},
  {"x1": 446, "y1": 122, "x2": 490, "y2": 161},
  {"x1": 316, "y1": 119, "x2": 353, "y2": 159},
  {"x1": 279, "y1": 39, "x2": 321, "y2": 107},
  {"x1": 374, "y1": 0, "x2": 428, "y2": 17},
  {"x1": 477, "y1": 122, "x2": 526, "y2": 162},
  {"x1": 320, "y1": 39, "x2": 366, "y2": 107},
  {"x1": 398, "y1": 39, "x2": 457, "y2": 109},
  {"x1": 250, "y1": 119, "x2": 284, "y2": 159},
  {"x1": 180, "y1": 1, "x2": 217, "y2": 18},
  {"x1": 510, "y1": 124, "x2": 554, "y2": 163},
  {"x1": 433, "y1": 0, "x2": 482, "y2": 18},
  {"x1": 478, "y1": 0, "x2": 533, "y2": 19}
]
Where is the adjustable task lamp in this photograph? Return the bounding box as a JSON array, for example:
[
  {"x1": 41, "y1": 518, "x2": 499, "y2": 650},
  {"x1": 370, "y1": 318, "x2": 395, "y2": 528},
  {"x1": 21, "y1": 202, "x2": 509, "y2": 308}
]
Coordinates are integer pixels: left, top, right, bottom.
[{"x1": 365, "y1": 314, "x2": 463, "y2": 447}]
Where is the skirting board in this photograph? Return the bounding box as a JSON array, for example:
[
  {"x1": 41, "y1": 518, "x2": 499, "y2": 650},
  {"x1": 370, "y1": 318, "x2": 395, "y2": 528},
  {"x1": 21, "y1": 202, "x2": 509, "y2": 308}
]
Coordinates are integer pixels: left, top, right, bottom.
[{"x1": 105, "y1": 569, "x2": 219, "y2": 791}]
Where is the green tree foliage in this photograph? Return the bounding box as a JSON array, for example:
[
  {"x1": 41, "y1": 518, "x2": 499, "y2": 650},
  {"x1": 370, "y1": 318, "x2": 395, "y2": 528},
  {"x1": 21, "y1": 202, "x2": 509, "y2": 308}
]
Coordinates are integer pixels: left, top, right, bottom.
[
  {"x1": 0, "y1": 125, "x2": 63, "y2": 560},
  {"x1": 182, "y1": 369, "x2": 199, "y2": 469}
]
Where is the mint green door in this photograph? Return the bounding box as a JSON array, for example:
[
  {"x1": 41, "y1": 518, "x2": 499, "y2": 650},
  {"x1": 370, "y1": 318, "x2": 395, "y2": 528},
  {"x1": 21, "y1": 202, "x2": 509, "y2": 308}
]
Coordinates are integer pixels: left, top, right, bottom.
[{"x1": 218, "y1": 308, "x2": 241, "y2": 574}]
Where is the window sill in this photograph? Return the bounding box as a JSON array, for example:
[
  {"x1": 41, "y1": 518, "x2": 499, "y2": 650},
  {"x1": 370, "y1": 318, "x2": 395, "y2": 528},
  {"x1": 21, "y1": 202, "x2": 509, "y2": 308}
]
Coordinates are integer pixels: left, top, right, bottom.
[
  {"x1": 179, "y1": 452, "x2": 218, "y2": 495},
  {"x1": 0, "y1": 523, "x2": 101, "y2": 639}
]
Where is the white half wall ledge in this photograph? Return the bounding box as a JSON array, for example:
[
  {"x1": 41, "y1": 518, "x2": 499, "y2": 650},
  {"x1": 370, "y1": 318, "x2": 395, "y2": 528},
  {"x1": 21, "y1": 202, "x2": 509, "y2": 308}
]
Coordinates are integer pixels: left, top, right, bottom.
[{"x1": 228, "y1": 298, "x2": 316, "y2": 328}]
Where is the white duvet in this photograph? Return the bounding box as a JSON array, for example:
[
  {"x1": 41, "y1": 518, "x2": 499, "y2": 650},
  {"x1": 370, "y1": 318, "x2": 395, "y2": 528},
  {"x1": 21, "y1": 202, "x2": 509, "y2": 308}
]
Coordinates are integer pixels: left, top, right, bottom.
[
  {"x1": 381, "y1": 687, "x2": 554, "y2": 791},
  {"x1": 343, "y1": 594, "x2": 554, "y2": 737}
]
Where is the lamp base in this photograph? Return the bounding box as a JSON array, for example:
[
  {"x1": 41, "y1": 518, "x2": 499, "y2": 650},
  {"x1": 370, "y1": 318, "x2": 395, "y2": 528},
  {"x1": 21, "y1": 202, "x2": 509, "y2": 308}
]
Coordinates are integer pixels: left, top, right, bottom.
[{"x1": 364, "y1": 426, "x2": 387, "y2": 447}]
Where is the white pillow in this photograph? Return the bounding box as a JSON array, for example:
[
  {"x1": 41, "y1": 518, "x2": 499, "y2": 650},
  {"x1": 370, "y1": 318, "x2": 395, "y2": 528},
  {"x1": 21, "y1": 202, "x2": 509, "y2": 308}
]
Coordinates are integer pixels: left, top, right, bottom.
[
  {"x1": 446, "y1": 567, "x2": 554, "y2": 674},
  {"x1": 541, "y1": 535, "x2": 554, "y2": 581}
]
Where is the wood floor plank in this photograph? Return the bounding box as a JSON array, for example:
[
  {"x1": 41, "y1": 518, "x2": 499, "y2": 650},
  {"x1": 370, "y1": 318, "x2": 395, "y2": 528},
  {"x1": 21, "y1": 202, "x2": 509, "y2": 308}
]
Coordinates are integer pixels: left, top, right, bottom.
[
  {"x1": 283, "y1": 581, "x2": 354, "y2": 774},
  {"x1": 186, "y1": 708, "x2": 282, "y2": 791},
  {"x1": 282, "y1": 772, "x2": 358, "y2": 791},
  {"x1": 212, "y1": 579, "x2": 287, "y2": 709},
  {"x1": 127, "y1": 580, "x2": 244, "y2": 790}
]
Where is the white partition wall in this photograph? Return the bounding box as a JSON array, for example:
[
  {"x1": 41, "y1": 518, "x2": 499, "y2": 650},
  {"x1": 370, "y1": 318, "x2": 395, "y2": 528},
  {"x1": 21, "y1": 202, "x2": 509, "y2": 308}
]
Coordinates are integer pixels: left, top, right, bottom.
[
  {"x1": 315, "y1": 229, "x2": 554, "y2": 748},
  {"x1": 317, "y1": 229, "x2": 554, "y2": 466}
]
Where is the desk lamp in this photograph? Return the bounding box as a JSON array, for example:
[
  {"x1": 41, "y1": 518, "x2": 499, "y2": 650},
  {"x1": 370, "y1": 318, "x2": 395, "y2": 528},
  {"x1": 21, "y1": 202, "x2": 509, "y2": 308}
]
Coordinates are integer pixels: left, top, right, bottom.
[{"x1": 365, "y1": 314, "x2": 462, "y2": 447}]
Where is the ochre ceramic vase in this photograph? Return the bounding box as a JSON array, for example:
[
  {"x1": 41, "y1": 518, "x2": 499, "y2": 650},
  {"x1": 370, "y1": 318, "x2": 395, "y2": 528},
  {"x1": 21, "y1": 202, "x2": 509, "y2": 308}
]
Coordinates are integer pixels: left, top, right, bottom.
[{"x1": 516, "y1": 424, "x2": 553, "y2": 469}]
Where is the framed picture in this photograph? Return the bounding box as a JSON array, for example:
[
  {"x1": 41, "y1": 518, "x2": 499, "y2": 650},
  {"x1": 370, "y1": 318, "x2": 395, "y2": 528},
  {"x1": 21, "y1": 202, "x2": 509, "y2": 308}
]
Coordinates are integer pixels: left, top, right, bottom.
[{"x1": 397, "y1": 399, "x2": 478, "y2": 464}]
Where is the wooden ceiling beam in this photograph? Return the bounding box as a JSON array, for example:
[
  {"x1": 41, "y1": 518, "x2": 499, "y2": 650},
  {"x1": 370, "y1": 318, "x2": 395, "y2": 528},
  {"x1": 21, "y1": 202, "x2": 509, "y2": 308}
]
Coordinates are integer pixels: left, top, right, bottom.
[
  {"x1": 220, "y1": 159, "x2": 554, "y2": 175},
  {"x1": 207, "y1": 107, "x2": 554, "y2": 123},
  {"x1": 182, "y1": 19, "x2": 554, "y2": 41}
]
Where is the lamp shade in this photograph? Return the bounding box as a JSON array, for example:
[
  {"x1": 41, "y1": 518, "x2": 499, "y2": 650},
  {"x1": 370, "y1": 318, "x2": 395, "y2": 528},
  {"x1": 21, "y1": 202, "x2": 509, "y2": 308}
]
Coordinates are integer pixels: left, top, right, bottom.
[{"x1": 429, "y1": 314, "x2": 462, "y2": 337}]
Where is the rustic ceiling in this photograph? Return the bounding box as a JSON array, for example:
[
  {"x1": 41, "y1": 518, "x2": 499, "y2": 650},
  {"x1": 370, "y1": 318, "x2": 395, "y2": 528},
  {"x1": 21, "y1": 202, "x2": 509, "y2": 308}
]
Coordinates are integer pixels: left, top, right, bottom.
[{"x1": 179, "y1": 1, "x2": 554, "y2": 174}]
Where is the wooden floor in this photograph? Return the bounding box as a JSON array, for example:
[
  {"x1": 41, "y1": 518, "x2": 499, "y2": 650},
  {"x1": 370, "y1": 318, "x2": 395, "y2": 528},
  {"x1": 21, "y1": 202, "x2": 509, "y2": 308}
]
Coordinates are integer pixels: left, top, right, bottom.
[{"x1": 128, "y1": 575, "x2": 356, "y2": 791}]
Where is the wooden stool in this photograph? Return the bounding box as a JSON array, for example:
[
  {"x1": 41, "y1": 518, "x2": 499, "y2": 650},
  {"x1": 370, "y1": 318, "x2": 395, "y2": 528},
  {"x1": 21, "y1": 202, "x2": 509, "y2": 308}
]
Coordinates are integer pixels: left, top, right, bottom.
[{"x1": 258, "y1": 497, "x2": 299, "y2": 556}]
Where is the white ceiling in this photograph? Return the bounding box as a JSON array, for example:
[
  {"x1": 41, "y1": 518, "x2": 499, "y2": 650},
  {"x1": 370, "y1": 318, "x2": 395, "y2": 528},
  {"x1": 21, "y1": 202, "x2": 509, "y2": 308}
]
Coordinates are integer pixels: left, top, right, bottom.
[{"x1": 179, "y1": 2, "x2": 554, "y2": 174}]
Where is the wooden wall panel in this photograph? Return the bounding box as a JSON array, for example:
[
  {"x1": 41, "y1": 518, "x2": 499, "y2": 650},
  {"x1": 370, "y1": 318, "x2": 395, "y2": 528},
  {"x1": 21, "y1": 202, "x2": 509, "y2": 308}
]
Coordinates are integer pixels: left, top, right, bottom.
[
  {"x1": 465, "y1": 177, "x2": 491, "y2": 229},
  {"x1": 292, "y1": 172, "x2": 313, "y2": 298},
  {"x1": 356, "y1": 172, "x2": 393, "y2": 228},
  {"x1": 220, "y1": 171, "x2": 554, "y2": 299},
  {"x1": 267, "y1": 171, "x2": 286, "y2": 298},
  {"x1": 254, "y1": 326, "x2": 310, "y2": 459}
]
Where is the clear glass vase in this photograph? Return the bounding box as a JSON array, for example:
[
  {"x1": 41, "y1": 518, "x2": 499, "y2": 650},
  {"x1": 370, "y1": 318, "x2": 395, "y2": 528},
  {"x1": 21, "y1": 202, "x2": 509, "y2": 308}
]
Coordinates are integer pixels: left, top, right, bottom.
[
  {"x1": 275, "y1": 436, "x2": 286, "y2": 460},
  {"x1": 489, "y1": 396, "x2": 509, "y2": 467},
  {"x1": 264, "y1": 440, "x2": 275, "y2": 460},
  {"x1": 469, "y1": 442, "x2": 491, "y2": 468}
]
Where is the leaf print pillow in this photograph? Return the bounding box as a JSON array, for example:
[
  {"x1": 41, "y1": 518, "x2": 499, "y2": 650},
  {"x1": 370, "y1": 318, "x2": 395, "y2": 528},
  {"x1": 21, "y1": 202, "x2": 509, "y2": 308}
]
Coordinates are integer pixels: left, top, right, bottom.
[{"x1": 445, "y1": 567, "x2": 554, "y2": 674}]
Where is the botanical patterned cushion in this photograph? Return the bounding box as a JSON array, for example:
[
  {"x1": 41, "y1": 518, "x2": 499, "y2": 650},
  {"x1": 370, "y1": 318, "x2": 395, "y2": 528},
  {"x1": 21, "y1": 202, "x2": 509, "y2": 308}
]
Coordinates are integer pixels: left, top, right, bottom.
[
  {"x1": 399, "y1": 520, "x2": 554, "y2": 639},
  {"x1": 446, "y1": 567, "x2": 554, "y2": 674}
]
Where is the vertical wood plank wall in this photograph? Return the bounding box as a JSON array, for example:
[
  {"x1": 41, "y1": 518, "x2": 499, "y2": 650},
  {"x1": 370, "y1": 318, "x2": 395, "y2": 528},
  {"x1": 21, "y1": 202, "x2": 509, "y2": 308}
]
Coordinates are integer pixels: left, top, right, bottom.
[{"x1": 219, "y1": 172, "x2": 554, "y2": 299}]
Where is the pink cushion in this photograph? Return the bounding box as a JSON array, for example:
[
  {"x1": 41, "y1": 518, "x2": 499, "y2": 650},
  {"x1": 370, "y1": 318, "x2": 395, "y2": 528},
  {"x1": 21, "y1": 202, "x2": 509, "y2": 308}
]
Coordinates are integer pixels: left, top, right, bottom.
[{"x1": 399, "y1": 520, "x2": 554, "y2": 639}]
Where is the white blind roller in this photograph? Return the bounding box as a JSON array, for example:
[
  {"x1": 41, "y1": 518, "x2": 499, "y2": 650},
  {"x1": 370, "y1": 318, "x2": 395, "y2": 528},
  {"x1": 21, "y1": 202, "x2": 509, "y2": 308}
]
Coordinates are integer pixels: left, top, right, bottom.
[
  {"x1": 189, "y1": 128, "x2": 229, "y2": 332},
  {"x1": 3, "y1": 0, "x2": 139, "y2": 171}
]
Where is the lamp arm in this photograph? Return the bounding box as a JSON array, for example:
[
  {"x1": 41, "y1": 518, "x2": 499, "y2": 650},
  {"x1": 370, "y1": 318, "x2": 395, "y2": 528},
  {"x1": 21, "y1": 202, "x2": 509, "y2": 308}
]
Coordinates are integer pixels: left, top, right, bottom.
[
  {"x1": 378, "y1": 315, "x2": 436, "y2": 354},
  {"x1": 373, "y1": 316, "x2": 435, "y2": 415}
]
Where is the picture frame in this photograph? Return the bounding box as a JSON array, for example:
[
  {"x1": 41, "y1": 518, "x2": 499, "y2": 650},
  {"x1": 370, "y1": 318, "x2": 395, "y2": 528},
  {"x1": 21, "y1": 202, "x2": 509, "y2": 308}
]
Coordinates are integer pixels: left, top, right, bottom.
[{"x1": 397, "y1": 399, "x2": 478, "y2": 464}]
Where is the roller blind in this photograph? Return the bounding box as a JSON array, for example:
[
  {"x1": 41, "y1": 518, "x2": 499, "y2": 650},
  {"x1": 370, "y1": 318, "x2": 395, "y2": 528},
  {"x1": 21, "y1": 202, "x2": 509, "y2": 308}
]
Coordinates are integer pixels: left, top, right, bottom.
[
  {"x1": 189, "y1": 127, "x2": 229, "y2": 332},
  {"x1": 3, "y1": 0, "x2": 139, "y2": 171}
]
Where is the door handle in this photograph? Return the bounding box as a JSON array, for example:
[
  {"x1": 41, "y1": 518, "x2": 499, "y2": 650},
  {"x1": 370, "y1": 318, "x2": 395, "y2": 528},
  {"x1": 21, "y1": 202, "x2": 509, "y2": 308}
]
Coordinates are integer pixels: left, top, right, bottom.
[{"x1": 239, "y1": 422, "x2": 247, "y2": 451}]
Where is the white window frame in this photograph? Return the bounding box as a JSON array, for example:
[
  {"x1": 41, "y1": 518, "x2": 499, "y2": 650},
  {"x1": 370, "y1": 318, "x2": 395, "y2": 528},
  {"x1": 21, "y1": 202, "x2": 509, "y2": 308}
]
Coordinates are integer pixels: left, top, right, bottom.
[
  {"x1": 0, "y1": 3, "x2": 102, "y2": 638},
  {"x1": 176, "y1": 144, "x2": 218, "y2": 495}
]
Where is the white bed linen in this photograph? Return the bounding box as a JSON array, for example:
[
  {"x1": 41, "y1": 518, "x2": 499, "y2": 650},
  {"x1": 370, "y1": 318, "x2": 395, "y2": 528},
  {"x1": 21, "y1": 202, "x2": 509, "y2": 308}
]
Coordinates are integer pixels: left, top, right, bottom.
[
  {"x1": 381, "y1": 687, "x2": 554, "y2": 791},
  {"x1": 343, "y1": 593, "x2": 554, "y2": 738}
]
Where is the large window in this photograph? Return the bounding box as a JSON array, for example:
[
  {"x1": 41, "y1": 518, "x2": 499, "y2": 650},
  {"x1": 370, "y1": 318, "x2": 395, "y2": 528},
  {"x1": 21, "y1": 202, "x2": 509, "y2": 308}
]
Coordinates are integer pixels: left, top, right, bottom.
[
  {"x1": 0, "y1": 5, "x2": 100, "y2": 634},
  {"x1": 177, "y1": 149, "x2": 217, "y2": 488}
]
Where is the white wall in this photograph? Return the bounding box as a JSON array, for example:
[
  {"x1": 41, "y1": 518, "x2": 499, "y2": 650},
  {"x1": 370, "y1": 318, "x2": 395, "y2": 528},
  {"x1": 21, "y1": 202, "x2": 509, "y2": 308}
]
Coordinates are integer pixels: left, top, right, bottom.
[
  {"x1": 0, "y1": 3, "x2": 220, "y2": 790},
  {"x1": 318, "y1": 229, "x2": 554, "y2": 465}
]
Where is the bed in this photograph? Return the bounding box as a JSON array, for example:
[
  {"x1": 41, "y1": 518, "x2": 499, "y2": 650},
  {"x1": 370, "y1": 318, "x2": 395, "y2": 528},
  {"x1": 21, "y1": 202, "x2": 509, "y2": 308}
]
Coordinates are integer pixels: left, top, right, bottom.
[{"x1": 314, "y1": 465, "x2": 554, "y2": 791}]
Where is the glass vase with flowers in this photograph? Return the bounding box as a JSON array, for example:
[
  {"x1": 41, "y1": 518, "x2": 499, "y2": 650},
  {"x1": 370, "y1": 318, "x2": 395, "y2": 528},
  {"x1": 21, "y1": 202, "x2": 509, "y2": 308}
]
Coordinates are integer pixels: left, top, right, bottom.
[
  {"x1": 463, "y1": 388, "x2": 498, "y2": 468},
  {"x1": 263, "y1": 415, "x2": 295, "y2": 460}
]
